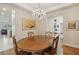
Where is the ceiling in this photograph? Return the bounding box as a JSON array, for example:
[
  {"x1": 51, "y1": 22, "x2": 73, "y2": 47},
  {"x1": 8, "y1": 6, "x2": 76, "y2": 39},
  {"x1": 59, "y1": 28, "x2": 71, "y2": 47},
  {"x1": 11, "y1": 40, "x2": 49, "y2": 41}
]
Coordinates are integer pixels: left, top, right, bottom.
[
  {"x1": 19, "y1": 3, "x2": 62, "y2": 9},
  {"x1": 13, "y1": 3, "x2": 73, "y2": 13}
]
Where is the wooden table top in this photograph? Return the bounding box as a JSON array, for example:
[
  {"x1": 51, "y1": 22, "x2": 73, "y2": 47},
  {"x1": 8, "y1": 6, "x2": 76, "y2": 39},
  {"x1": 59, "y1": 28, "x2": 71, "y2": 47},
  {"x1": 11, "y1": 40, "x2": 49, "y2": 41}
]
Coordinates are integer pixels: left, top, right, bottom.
[{"x1": 17, "y1": 35, "x2": 53, "y2": 52}]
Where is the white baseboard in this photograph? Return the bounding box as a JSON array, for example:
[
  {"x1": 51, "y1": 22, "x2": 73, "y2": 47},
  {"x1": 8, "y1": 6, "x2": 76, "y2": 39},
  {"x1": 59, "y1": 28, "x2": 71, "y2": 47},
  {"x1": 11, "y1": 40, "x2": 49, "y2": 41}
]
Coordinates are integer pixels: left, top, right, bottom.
[{"x1": 64, "y1": 43, "x2": 79, "y2": 48}]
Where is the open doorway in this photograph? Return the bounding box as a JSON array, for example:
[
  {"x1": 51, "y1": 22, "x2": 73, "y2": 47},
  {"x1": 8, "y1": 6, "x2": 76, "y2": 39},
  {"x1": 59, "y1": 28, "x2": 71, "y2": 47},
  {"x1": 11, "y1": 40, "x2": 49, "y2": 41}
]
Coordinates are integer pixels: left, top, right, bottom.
[
  {"x1": 47, "y1": 16, "x2": 63, "y2": 55},
  {"x1": 0, "y1": 7, "x2": 14, "y2": 52}
]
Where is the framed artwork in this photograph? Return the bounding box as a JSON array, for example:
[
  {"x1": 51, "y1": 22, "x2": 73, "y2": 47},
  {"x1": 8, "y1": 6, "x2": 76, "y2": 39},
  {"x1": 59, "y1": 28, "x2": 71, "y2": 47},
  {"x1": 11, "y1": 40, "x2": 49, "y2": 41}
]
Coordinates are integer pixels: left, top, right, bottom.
[
  {"x1": 22, "y1": 17, "x2": 36, "y2": 30},
  {"x1": 68, "y1": 20, "x2": 79, "y2": 30}
]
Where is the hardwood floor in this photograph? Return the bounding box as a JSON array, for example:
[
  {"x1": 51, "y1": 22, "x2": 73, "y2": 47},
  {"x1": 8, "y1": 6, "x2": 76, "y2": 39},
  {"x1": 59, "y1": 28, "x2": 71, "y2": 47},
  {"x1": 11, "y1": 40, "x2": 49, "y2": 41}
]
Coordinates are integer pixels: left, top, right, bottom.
[
  {"x1": 0, "y1": 35, "x2": 13, "y2": 52},
  {"x1": 0, "y1": 45, "x2": 79, "y2": 55},
  {"x1": 63, "y1": 45, "x2": 79, "y2": 55},
  {"x1": 0, "y1": 48, "x2": 15, "y2": 55}
]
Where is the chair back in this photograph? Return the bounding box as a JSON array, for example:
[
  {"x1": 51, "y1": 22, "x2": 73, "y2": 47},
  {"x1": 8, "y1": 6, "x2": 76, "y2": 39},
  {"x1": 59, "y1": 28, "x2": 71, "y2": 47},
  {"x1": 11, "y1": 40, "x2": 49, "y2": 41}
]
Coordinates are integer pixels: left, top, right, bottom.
[
  {"x1": 12, "y1": 36, "x2": 19, "y2": 54},
  {"x1": 52, "y1": 35, "x2": 59, "y2": 50},
  {"x1": 45, "y1": 31, "x2": 53, "y2": 38},
  {"x1": 28, "y1": 32, "x2": 34, "y2": 40},
  {"x1": 28, "y1": 32, "x2": 34, "y2": 37}
]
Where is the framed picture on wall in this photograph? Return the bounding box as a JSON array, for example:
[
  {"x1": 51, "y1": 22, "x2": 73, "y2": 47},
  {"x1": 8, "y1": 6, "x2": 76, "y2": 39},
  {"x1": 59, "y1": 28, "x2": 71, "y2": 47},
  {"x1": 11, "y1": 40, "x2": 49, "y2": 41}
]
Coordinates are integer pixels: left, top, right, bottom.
[
  {"x1": 68, "y1": 20, "x2": 79, "y2": 30},
  {"x1": 22, "y1": 17, "x2": 36, "y2": 30}
]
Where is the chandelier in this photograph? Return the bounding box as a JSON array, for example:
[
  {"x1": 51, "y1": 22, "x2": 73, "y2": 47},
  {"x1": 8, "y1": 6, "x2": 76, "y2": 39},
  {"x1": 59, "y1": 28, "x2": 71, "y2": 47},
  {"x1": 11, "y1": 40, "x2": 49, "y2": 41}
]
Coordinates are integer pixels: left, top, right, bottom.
[{"x1": 32, "y1": 3, "x2": 46, "y2": 19}]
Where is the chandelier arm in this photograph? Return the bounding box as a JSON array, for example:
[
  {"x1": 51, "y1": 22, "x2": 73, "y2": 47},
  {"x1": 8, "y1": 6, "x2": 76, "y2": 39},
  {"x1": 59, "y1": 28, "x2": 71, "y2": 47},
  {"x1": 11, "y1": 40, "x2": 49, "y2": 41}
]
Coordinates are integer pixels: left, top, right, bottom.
[{"x1": 32, "y1": 3, "x2": 46, "y2": 19}]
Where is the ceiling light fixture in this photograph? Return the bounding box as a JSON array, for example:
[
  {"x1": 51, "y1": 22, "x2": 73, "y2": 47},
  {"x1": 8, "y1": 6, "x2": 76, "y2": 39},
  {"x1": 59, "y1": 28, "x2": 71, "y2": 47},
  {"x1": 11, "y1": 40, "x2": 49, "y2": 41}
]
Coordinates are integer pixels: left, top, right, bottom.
[
  {"x1": 2, "y1": 8, "x2": 7, "y2": 11},
  {"x1": 32, "y1": 3, "x2": 46, "y2": 20}
]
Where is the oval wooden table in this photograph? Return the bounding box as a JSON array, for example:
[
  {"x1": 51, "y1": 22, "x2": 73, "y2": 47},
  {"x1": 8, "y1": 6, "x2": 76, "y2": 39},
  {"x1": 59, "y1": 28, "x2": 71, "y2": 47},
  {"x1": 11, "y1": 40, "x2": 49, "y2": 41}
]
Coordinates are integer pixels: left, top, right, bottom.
[{"x1": 17, "y1": 35, "x2": 53, "y2": 53}]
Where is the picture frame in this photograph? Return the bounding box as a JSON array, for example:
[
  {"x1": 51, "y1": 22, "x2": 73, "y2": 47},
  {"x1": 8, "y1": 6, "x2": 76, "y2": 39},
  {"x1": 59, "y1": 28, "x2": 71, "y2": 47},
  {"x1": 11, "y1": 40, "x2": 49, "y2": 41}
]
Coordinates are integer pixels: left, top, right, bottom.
[
  {"x1": 22, "y1": 17, "x2": 36, "y2": 30},
  {"x1": 68, "y1": 20, "x2": 79, "y2": 30}
]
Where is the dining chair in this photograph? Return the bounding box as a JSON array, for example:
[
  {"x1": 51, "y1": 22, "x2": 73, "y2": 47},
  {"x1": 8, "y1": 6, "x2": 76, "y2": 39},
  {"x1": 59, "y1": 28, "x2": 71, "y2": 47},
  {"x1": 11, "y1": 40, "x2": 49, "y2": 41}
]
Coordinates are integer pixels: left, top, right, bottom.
[
  {"x1": 45, "y1": 31, "x2": 53, "y2": 38},
  {"x1": 28, "y1": 32, "x2": 34, "y2": 39},
  {"x1": 12, "y1": 36, "x2": 32, "y2": 55},
  {"x1": 42, "y1": 35, "x2": 59, "y2": 55},
  {"x1": 51, "y1": 35, "x2": 59, "y2": 54}
]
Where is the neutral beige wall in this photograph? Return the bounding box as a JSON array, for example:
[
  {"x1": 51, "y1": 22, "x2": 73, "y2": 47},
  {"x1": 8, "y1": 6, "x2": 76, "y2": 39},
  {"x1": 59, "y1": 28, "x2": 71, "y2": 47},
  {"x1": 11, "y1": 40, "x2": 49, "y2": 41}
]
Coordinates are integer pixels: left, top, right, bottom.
[
  {"x1": 47, "y1": 4, "x2": 79, "y2": 48},
  {"x1": 14, "y1": 6, "x2": 36, "y2": 40}
]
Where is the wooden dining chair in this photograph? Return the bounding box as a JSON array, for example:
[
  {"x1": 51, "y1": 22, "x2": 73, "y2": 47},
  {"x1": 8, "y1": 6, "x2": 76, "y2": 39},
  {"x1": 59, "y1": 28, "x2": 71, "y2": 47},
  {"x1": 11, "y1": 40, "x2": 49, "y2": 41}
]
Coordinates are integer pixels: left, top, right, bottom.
[
  {"x1": 28, "y1": 32, "x2": 34, "y2": 39},
  {"x1": 45, "y1": 31, "x2": 53, "y2": 38},
  {"x1": 12, "y1": 36, "x2": 32, "y2": 55},
  {"x1": 42, "y1": 35, "x2": 59, "y2": 55},
  {"x1": 51, "y1": 35, "x2": 59, "y2": 54}
]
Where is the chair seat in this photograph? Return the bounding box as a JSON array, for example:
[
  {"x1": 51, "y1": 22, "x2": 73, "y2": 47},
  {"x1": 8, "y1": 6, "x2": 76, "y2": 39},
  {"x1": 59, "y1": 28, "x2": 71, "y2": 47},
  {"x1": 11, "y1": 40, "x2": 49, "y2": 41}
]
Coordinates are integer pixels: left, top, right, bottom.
[
  {"x1": 42, "y1": 46, "x2": 57, "y2": 55},
  {"x1": 43, "y1": 46, "x2": 53, "y2": 55}
]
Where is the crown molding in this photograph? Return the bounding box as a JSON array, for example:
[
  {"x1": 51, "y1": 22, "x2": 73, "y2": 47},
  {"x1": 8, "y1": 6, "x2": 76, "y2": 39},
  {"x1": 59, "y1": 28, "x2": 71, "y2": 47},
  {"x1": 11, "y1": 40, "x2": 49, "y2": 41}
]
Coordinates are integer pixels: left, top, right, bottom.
[
  {"x1": 46, "y1": 3, "x2": 73, "y2": 13},
  {"x1": 12, "y1": 3, "x2": 73, "y2": 13},
  {"x1": 14, "y1": 3, "x2": 33, "y2": 12}
]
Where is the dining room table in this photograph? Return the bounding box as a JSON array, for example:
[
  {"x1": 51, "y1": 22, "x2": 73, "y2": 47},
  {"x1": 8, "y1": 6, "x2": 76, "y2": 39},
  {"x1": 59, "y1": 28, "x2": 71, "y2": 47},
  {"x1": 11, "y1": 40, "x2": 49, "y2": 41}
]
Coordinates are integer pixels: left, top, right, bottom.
[{"x1": 17, "y1": 35, "x2": 53, "y2": 54}]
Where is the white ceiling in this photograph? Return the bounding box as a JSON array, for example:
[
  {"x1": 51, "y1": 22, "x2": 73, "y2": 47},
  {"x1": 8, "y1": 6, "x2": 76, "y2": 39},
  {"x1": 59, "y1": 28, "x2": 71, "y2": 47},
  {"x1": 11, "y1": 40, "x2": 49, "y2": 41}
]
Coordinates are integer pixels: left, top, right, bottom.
[
  {"x1": 14, "y1": 3, "x2": 73, "y2": 13},
  {"x1": 20, "y1": 3, "x2": 62, "y2": 9}
]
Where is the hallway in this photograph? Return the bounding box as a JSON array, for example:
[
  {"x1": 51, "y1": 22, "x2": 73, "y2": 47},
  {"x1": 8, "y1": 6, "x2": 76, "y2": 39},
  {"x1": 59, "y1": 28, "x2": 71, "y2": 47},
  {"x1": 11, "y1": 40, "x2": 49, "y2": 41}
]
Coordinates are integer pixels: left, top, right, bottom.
[{"x1": 0, "y1": 35, "x2": 13, "y2": 52}]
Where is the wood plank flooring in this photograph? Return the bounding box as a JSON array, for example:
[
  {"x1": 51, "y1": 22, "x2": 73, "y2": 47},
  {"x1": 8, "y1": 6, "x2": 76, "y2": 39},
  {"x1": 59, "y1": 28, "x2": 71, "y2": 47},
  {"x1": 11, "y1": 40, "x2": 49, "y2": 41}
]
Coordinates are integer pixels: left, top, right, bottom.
[
  {"x1": 0, "y1": 48, "x2": 15, "y2": 55},
  {"x1": 63, "y1": 45, "x2": 79, "y2": 55},
  {"x1": 0, "y1": 45, "x2": 79, "y2": 55}
]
